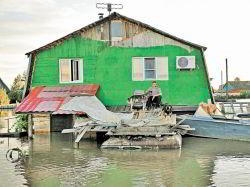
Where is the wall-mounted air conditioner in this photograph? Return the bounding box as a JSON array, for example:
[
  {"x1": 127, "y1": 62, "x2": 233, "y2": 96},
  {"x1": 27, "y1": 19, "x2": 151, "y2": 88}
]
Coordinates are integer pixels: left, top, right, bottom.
[{"x1": 176, "y1": 56, "x2": 196, "y2": 69}]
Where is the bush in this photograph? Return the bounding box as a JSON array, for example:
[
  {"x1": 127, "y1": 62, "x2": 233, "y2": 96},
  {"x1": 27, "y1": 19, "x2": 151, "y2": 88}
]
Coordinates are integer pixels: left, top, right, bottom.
[
  {"x1": 240, "y1": 91, "x2": 250, "y2": 98},
  {"x1": 8, "y1": 89, "x2": 23, "y2": 103},
  {"x1": 14, "y1": 114, "x2": 28, "y2": 132}
]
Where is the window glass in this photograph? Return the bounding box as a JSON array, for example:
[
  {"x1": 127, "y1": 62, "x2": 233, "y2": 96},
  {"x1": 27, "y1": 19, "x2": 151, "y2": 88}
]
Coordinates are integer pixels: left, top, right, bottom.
[
  {"x1": 60, "y1": 60, "x2": 70, "y2": 82},
  {"x1": 145, "y1": 70, "x2": 156, "y2": 79},
  {"x1": 71, "y1": 60, "x2": 79, "y2": 81},
  {"x1": 144, "y1": 58, "x2": 156, "y2": 79},
  {"x1": 111, "y1": 22, "x2": 124, "y2": 37},
  {"x1": 144, "y1": 58, "x2": 155, "y2": 69}
]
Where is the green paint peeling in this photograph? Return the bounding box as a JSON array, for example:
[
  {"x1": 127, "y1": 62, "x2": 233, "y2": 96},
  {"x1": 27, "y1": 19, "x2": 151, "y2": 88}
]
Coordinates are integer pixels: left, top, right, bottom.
[{"x1": 31, "y1": 36, "x2": 212, "y2": 106}]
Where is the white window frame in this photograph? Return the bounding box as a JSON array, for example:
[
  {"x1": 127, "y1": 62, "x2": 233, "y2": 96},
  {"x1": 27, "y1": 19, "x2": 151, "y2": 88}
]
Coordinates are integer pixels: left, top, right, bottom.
[
  {"x1": 132, "y1": 56, "x2": 168, "y2": 81},
  {"x1": 59, "y1": 58, "x2": 83, "y2": 84}
]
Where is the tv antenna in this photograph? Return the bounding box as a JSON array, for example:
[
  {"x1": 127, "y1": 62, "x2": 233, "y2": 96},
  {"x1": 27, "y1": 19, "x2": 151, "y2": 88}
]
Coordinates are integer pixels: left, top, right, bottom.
[{"x1": 96, "y1": 3, "x2": 123, "y2": 15}]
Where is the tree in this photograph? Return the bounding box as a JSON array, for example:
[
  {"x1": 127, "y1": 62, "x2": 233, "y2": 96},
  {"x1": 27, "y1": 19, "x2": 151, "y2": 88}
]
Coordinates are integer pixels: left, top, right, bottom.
[
  {"x1": 0, "y1": 88, "x2": 9, "y2": 105},
  {"x1": 8, "y1": 72, "x2": 26, "y2": 103},
  {"x1": 234, "y1": 77, "x2": 240, "y2": 81}
]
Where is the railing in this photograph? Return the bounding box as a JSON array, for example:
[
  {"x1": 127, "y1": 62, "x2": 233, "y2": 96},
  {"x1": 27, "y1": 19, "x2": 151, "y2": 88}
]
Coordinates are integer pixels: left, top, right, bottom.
[
  {"x1": 0, "y1": 104, "x2": 17, "y2": 110},
  {"x1": 3, "y1": 116, "x2": 17, "y2": 133},
  {"x1": 218, "y1": 102, "x2": 250, "y2": 118}
]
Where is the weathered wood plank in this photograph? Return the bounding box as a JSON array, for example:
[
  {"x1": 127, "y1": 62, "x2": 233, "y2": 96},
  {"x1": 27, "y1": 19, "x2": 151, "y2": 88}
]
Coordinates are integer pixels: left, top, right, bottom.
[
  {"x1": 75, "y1": 126, "x2": 92, "y2": 143},
  {"x1": 61, "y1": 129, "x2": 76, "y2": 133},
  {"x1": 170, "y1": 117, "x2": 187, "y2": 130},
  {"x1": 108, "y1": 132, "x2": 176, "y2": 136}
]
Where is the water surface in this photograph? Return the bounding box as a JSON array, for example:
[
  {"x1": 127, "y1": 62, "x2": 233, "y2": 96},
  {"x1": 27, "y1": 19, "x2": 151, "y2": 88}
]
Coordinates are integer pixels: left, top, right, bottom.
[{"x1": 1, "y1": 134, "x2": 250, "y2": 187}]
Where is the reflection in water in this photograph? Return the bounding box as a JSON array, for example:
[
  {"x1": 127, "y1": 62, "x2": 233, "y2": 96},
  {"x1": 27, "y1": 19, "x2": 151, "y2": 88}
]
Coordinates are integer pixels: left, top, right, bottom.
[
  {"x1": 212, "y1": 156, "x2": 250, "y2": 187},
  {"x1": 0, "y1": 109, "x2": 15, "y2": 133},
  {"x1": 0, "y1": 137, "x2": 28, "y2": 187},
  {"x1": 1, "y1": 134, "x2": 250, "y2": 186}
]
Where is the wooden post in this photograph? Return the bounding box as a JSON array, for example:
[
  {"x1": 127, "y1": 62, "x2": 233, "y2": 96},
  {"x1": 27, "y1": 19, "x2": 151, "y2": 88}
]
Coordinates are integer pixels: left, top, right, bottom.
[
  {"x1": 73, "y1": 130, "x2": 80, "y2": 149},
  {"x1": 22, "y1": 54, "x2": 33, "y2": 99},
  {"x1": 72, "y1": 115, "x2": 79, "y2": 148},
  {"x1": 7, "y1": 119, "x2": 10, "y2": 133},
  {"x1": 28, "y1": 114, "x2": 33, "y2": 139},
  {"x1": 74, "y1": 141, "x2": 80, "y2": 149}
]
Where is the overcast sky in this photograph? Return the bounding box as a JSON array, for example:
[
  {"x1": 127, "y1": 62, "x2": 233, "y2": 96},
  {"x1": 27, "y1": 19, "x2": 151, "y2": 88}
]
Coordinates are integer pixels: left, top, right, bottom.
[{"x1": 1, "y1": 0, "x2": 250, "y2": 89}]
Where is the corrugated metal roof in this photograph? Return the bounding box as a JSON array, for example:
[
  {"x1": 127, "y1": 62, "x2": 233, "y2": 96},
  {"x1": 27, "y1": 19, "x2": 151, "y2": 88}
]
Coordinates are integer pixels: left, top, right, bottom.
[{"x1": 15, "y1": 84, "x2": 100, "y2": 114}]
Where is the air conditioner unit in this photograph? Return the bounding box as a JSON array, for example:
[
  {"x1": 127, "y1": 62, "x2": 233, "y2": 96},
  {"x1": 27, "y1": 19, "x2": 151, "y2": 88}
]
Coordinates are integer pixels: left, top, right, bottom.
[{"x1": 176, "y1": 56, "x2": 196, "y2": 69}]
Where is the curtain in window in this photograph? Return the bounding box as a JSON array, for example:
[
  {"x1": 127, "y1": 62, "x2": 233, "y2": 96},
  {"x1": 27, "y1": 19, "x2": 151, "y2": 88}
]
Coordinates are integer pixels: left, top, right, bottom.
[
  {"x1": 156, "y1": 57, "x2": 168, "y2": 80},
  {"x1": 60, "y1": 59, "x2": 70, "y2": 82},
  {"x1": 132, "y1": 57, "x2": 144, "y2": 81}
]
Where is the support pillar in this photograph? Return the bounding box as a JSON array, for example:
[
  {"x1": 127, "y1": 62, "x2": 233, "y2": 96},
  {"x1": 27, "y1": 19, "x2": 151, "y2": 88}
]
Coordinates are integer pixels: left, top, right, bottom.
[
  {"x1": 72, "y1": 114, "x2": 79, "y2": 148},
  {"x1": 28, "y1": 114, "x2": 33, "y2": 139}
]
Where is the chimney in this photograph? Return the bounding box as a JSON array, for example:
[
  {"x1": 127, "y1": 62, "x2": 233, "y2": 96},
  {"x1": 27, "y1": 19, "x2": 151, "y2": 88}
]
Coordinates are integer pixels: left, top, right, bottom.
[{"x1": 98, "y1": 13, "x2": 104, "y2": 19}]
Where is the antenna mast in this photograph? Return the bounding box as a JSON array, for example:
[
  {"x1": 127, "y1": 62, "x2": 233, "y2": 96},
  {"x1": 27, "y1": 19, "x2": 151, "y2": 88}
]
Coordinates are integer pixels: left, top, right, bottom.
[
  {"x1": 96, "y1": 3, "x2": 123, "y2": 15},
  {"x1": 96, "y1": 3, "x2": 123, "y2": 46}
]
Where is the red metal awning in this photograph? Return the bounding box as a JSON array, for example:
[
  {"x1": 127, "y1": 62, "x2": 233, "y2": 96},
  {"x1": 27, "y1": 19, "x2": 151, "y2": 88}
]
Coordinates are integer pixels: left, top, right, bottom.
[{"x1": 15, "y1": 84, "x2": 100, "y2": 114}]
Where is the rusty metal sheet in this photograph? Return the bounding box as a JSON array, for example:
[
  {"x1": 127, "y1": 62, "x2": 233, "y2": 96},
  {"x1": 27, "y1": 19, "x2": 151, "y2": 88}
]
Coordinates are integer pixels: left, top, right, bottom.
[{"x1": 15, "y1": 85, "x2": 100, "y2": 114}]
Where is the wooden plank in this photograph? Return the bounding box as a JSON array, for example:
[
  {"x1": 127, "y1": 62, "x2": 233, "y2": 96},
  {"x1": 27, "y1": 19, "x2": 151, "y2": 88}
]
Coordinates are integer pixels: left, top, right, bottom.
[
  {"x1": 108, "y1": 131, "x2": 176, "y2": 136},
  {"x1": 61, "y1": 129, "x2": 76, "y2": 133},
  {"x1": 4, "y1": 116, "x2": 17, "y2": 120},
  {"x1": 75, "y1": 126, "x2": 92, "y2": 143},
  {"x1": 22, "y1": 54, "x2": 33, "y2": 99},
  {"x1": 180, "y1": 127, "x2": 195, "y2": 131},
  {"x1": 93, "y1": 126, "x2": 102, "y2": 131},
  {"x1": 91, "y1": 127, "x2": 115, "y2": 132},
  {"x1": 177, "y1": 125, "x2": 191, "y2": 128},
  {"x1": 74, "y1": 121, "x2": 91, "y2": 128},
  {"x1": 170, "y1": 116, "x2": 187, "y2": 130}
]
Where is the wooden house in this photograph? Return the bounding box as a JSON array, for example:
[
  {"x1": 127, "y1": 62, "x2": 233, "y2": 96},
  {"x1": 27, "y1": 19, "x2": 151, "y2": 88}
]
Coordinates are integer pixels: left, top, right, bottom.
[
  {"x1": 223, "y1": 81, "x2": 250, "y2": 96},
  {"x1": 16, "y1": 12, "x2": 214, "y2": 133},
  {"x1": 23, "y1": 12, "x2": 213, "y2": 106}
]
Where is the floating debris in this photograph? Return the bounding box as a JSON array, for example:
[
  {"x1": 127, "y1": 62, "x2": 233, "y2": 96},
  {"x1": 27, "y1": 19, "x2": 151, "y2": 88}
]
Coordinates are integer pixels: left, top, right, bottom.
[{"x1": 6, "y1": 148, "x2": 23, "y2": 163}]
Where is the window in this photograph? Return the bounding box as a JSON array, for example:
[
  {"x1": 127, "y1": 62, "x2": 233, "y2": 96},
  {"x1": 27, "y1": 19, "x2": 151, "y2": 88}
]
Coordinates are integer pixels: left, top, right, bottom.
[
  {"x1": 111, "y1": 21, "x2": 124, "y2": 37},
  {"x1": 144, "y1": 58, "x2": 156, "y2": 80},
  {"x1": 71, "y1": 60, "x2": 79, "y2": 81},
  {"x1": 59, "y1": 59, "x2": 83, "y2": 83},
  {"x1": 132, "y1": 57, "x2": 168, "y2": 81}
]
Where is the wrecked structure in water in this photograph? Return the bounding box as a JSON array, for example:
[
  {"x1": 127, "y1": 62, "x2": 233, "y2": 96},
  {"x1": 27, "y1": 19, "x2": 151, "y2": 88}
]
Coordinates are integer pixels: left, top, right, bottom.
[{"x1": 60, "y1": 94, "x2": 193, "y2": 149}]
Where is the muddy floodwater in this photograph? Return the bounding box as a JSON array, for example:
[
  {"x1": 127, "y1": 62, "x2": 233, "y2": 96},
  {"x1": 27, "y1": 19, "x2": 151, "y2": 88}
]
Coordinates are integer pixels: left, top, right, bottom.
[{"x1": 1, "y1": 133, "x2": 250, "y2": 187}]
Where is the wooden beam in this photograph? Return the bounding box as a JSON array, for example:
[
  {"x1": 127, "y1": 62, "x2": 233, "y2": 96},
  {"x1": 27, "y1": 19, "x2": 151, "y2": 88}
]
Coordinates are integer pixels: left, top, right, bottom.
[
  {"x1": 22, "y1": 54, "x2": 33, "y2": 99},
  {"x1": 75, "y1": 126, "x2": 92, "y2": 143}
]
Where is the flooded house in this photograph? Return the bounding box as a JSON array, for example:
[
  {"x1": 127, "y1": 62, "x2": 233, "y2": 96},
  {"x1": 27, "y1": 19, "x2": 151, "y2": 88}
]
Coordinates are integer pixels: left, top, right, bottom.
[{"x1": 16, "y1": 12, "x2": 213, "y2": 133}]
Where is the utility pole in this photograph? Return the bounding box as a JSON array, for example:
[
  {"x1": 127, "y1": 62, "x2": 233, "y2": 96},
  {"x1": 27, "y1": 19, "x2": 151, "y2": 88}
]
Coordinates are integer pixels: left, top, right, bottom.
[
  {"x1": 221, "y1": 70, "x2": 223, "y2": 87},
  {"x1": 226, "y1": 58, "x2": 229, "y2": 101},
  {"x1": 96, "y1": 3, "x2": 123, "y2": 46}
]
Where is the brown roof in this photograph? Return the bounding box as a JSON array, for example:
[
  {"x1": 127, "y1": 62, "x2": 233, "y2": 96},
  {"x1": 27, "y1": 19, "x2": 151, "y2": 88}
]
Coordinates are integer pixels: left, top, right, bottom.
[{"x1": 26, "y1": 12, "x2": 207, "y2": 56}]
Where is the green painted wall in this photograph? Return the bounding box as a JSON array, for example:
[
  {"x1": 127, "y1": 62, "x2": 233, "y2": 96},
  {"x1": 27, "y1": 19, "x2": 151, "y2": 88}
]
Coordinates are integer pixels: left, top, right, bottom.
[{"x1": 32, "y1": 36, "x2": 212, "y2": 106}]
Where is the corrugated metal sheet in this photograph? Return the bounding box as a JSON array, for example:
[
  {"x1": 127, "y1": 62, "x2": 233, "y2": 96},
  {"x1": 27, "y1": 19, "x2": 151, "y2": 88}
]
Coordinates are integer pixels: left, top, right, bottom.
[{"x1": 15, "y1": 84, "x2": 100, "y2": 114}]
